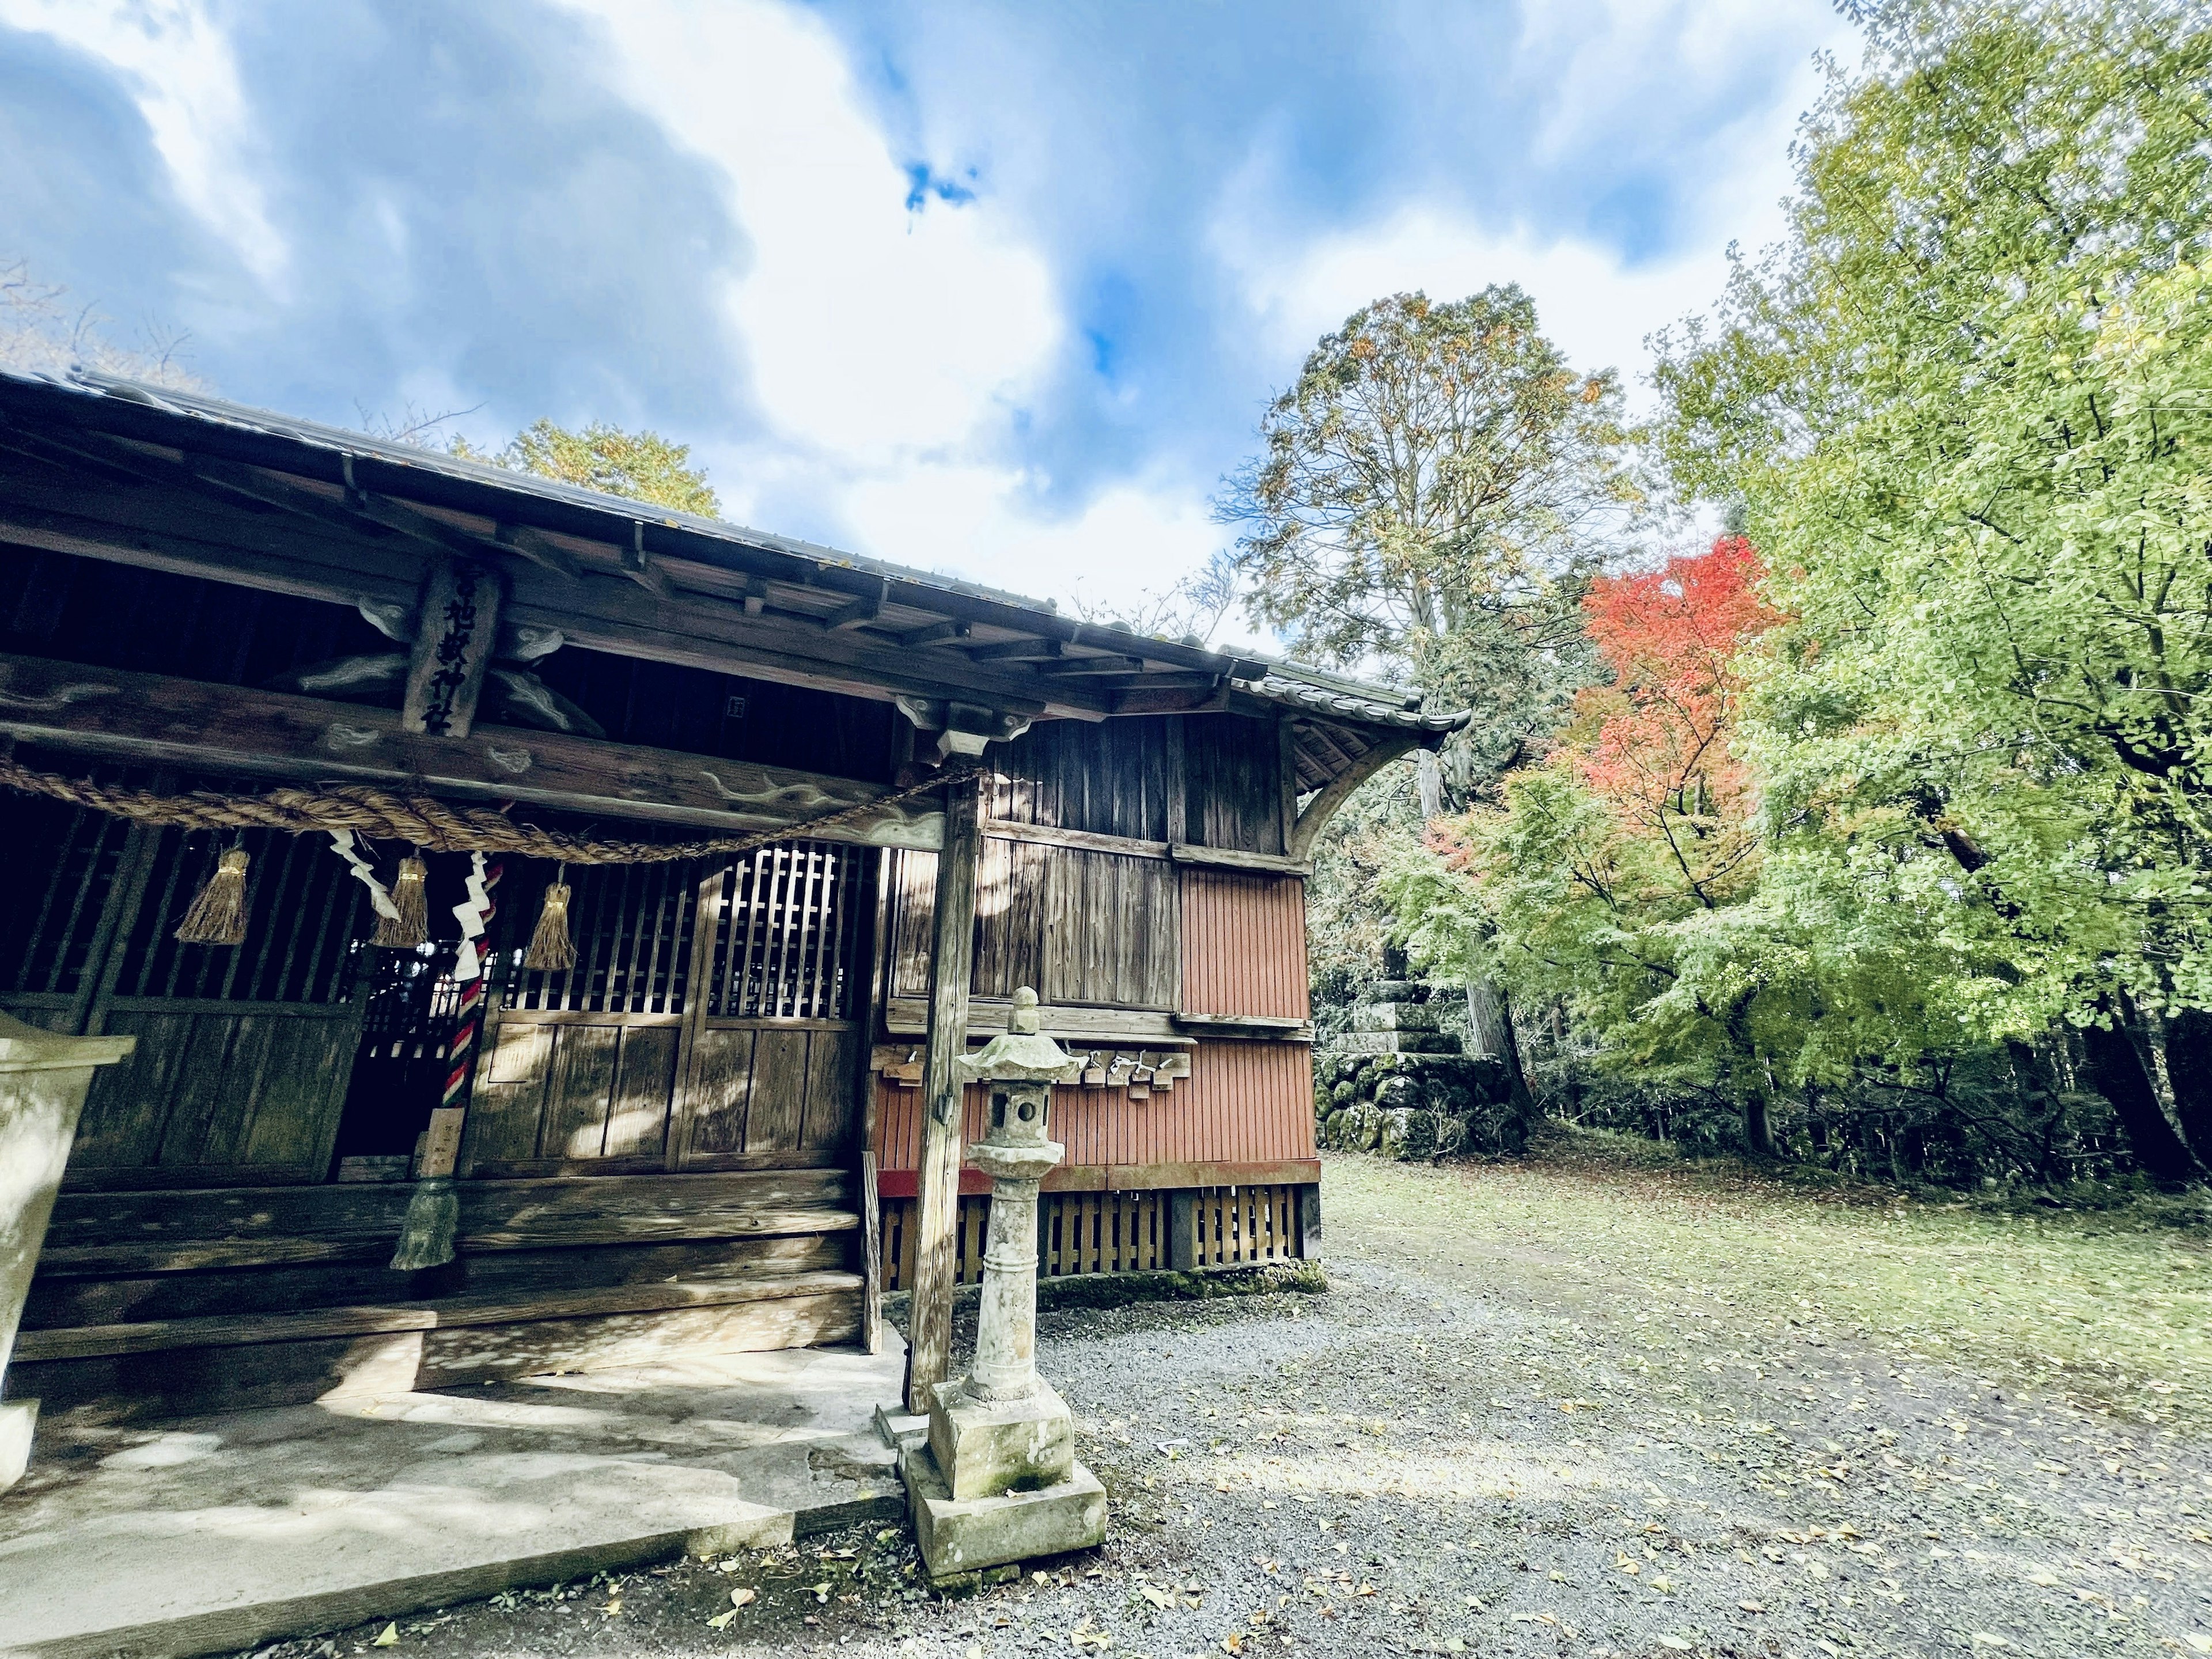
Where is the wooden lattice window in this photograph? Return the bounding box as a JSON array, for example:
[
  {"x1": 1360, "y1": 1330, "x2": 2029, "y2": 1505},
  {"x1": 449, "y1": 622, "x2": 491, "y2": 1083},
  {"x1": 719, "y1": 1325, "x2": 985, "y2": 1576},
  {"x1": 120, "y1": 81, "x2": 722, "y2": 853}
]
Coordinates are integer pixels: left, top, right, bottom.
[
  {"x1": 1, "y1": 785, "x2": 134, "y2": 1001},
  {"x1": 703, "y1": 841, "x2": 872, "y2": 1020},
  {"x1": 107, "y1": 826, "x2": 363, "y2": 1006},
  {"x1": 500, "y1": 858, "x2": 701, "y2": 1016}
]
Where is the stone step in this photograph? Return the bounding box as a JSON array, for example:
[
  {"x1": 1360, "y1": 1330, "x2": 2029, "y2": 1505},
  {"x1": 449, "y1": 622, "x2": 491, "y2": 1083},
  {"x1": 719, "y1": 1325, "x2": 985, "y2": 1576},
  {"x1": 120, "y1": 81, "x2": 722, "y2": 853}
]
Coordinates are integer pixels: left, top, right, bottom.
[
  {"x1": 11, "y1": 1273, "x2": 866, "y2": 1421},
  {"x1": 0, "y1": 1344, "x2": 907, "y2": 1659}
]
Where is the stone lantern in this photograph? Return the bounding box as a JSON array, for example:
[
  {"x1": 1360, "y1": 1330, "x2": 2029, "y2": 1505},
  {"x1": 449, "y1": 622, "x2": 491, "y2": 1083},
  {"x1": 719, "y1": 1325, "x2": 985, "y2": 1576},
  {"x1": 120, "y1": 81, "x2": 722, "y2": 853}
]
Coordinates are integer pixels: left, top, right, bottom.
[
  {"x1": 903, "y1": 987, "x2": 1107, "y2": 1581},
  {"x1": 0, "y1": 1013, "x2": 136, "y2": 1488}
]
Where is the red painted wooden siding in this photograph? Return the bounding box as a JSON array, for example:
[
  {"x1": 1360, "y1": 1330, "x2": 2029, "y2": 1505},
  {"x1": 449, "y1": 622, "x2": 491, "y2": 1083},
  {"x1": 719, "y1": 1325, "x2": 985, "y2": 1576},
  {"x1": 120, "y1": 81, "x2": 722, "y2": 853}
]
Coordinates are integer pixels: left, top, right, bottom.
[
  {"x1": 1179, "y1": 869, "x2": 1309, "y2": 1020},
  {"x1": 873, "y1": 1037, "x2": 1315, "y2": 1173}
]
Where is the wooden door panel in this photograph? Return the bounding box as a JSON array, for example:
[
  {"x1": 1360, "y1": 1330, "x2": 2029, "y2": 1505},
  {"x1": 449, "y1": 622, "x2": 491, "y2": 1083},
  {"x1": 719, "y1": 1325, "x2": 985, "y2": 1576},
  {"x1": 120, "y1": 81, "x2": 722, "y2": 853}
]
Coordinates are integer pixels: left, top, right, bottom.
[
  {"x1": 541, "y1": 1025, "x2": 622, "y2": 1160},
  {"x1": 801, "y1": 1027, "x2": 861, "y2": 1154},
  {"x1": 241, "y1": 1016, "x2": 362, "y2": 1170},
  {"x1": 744, "y1": 1029, "x2": 810, "y2": 1155},
  {"x1": 683, "y1": 1027, "x2": 758, "y2": 1157},
  {"x1": 604, "y1": 1026, "x2": 679, "y2": 1158},
  {"x1": 464, "y1": 1022, "x2": 555, "y2": 1166},
  {"x1": 69, "y1": 1008, "x2": 198, "y2": 1171},
  {"x1": 66, "y1": 1005, "x2": 359, "y2": 1185}
]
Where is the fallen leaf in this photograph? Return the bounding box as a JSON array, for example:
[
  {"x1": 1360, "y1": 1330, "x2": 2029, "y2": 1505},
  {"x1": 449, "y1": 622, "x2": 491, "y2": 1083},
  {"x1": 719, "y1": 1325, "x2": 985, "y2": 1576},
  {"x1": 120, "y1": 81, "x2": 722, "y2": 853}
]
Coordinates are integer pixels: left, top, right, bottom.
[
  {"x1": 372, "y1": 1626, "x2": 399, "y2": 1649},
  {"x1": 729, "y1": 1588, "x2": 757, "y2": 1608},
  {"x1": 1221, "y1": 1636, "x2": 1243, "y2": 1655},
  {"x1": 1739, "y1": 1600, "x2": 1765, "y2": 1612},
  {"x1": 1657, "y1": 1639, "x2": 1692, "y2": 1653},
  {"x1": 1141, "y1": 1585, "x2": 1174, "y2": 1610}
]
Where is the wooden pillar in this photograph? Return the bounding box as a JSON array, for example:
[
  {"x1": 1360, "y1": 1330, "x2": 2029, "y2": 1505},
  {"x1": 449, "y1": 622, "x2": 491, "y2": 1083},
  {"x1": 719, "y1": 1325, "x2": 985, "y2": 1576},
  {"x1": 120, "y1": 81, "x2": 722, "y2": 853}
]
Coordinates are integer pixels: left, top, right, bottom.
[{"x1": 905, "y1": 775, "x2": 982, "y2": 1412}]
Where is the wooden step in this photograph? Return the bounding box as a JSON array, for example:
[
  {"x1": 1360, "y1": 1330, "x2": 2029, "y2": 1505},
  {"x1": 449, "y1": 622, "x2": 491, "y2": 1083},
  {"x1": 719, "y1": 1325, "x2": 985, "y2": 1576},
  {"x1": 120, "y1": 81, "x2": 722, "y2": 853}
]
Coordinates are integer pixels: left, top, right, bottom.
[
  {"x1": 12, "y1": 1270, "x2": 865, "y2": 1362},
  {"x1": 37, "y1": 1170, "x2": 857, "y2": 1276}
]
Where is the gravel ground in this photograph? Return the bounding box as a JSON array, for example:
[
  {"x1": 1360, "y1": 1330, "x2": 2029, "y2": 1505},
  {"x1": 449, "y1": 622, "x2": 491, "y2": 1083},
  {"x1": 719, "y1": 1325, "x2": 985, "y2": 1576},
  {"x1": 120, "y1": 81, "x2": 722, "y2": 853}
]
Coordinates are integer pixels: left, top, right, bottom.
[{"x1": 254, "y1": 1149, "x2": 2212, "y2": 1659}]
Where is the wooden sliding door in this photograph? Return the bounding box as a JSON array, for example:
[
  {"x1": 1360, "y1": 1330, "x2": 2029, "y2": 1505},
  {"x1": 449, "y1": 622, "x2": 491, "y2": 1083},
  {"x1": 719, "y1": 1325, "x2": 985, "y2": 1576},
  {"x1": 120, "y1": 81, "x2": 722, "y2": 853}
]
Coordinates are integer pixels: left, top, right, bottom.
[
  {"x1": 462, "y1": 840, "x2": 875, "y2": 1177},
  {"x1": 676, "y1": 842, "x2": 872, "y2": 1169}
]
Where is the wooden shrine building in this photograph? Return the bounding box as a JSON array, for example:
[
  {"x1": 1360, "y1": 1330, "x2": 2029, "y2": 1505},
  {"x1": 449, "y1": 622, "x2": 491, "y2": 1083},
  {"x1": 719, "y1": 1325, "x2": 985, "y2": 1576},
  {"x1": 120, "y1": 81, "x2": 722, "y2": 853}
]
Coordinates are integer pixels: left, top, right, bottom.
[{"x1": 0, "y1": 370, "x2": 1463, "y2": 1426}]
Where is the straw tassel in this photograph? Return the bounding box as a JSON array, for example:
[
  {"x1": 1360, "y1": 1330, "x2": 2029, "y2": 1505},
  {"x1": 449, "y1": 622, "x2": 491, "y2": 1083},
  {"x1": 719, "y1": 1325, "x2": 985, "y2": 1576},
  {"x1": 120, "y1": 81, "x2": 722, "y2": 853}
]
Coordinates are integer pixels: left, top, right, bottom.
[
  {"x1": 373, "y1": 854, "x2": 430, "y2": 948},
  {"x1": 524, "y1": 870, "x2": 577, "y2": 971},
  {"x1": 389, "y1": 1175, "x2": 459, "y2": 1271},
  {"x1": 174, "y1": 846, "x2": 251, "y2": 946}
]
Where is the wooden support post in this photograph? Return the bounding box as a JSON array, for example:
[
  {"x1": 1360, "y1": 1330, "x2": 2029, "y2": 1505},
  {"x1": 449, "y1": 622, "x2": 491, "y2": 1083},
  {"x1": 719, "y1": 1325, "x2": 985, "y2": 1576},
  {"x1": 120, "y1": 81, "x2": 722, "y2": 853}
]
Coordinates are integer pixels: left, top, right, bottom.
[
  {"x1": 905, "y1": 775, "x2": 983, "y2": 1413},
  {"x1": 402, "y1": 557, "x2": 504, "y2": 738},
  {"x1": 1168, "y1": 1188, "x2": 1200, "y2": 1272},
  {"x1": 861, "y1": 1150, "x2": 884, "y2": 1355}
]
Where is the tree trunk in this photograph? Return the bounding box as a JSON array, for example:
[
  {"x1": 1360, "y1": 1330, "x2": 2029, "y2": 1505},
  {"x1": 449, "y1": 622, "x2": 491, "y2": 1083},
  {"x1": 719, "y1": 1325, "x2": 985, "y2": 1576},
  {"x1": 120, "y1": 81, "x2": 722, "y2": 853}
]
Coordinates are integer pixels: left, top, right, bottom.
[
  {"x1": 1467, "y1": 978, "x2": 1537, "y2": 1119},
  {"x1": 1741, "y1": 1085, "x2": 1775, "y2": 1158},
  {"x1": 2158, "y1": 1007, "x2": 2212, "y2": 1165},
  {"x1": 1415, "y1": 750, "x2": 1446, "y2": 819},
  {"x1": 2080, "y1": 1006, "x2": 2200, "y2": 1185}
]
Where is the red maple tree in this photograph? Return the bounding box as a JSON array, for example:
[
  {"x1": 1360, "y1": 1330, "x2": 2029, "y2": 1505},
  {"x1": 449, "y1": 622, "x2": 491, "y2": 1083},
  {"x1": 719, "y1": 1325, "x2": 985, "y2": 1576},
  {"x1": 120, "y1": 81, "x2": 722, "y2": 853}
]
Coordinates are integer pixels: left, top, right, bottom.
[{"x1": 1562, "y1": 534, "x2": 1781, "y2": 903}]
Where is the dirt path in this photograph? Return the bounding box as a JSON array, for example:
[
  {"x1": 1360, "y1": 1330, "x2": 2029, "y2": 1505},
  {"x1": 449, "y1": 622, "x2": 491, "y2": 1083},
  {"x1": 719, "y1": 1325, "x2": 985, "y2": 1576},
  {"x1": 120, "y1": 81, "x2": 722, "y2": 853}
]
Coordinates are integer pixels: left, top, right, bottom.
[{"x1": 264, "y1": 1142, "x2": 2212, "y2": 1659}]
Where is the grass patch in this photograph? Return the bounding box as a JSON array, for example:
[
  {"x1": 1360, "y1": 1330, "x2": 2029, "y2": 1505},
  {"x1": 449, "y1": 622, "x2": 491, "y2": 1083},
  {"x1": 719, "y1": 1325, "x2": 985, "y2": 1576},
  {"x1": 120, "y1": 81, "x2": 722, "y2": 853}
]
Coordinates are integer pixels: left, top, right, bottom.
[{"x1": 1324, "y1": 1129, "x2": 2212, "y2": 1428}]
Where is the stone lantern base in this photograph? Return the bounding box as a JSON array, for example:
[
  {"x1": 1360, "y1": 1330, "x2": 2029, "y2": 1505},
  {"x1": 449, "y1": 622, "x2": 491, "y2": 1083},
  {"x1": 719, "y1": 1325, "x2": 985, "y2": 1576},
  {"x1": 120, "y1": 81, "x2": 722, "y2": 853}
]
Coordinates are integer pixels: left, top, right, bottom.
[
  {"x1": 903, "y1": 1448, "x2": 1107, "y2": 1584},
  {"x1": 902, "y1": 1378, "x2": 1106, "y2": 1580}
]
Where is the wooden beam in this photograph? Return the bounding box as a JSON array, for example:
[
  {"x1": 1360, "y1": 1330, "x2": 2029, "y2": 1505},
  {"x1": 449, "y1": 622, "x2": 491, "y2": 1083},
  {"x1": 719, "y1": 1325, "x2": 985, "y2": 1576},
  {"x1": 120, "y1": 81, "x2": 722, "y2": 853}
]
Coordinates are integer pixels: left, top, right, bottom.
[
  {"x1": 986, "y1": 818, "x2": 1170, "y2": 860},
  {"x1": 494, "y1": 522, "x2": 583, "y2": 581},
  {"x1": 1168, "y1": 841, "x2": 1313, "y2": 876},
  {"x1": 0, "y1": 649, "x2": 945, "y2": 849},
  {"x1": 0, "y1": 500, "x2": 1092, "y2": 718},
  {"x1": 622, "y1": 521, "x2": 674, "y2": 599},
  {"x1": 819, "y1": 577, "x2": 887, "y2": 631},
  {"x1": 964, "y1": 636, "x2": 1063, "y2": 662},
  {"x1": 1172, "y1": 1012, "x2": 1315, "y2": 1041},
  {"x1": 897, "y1": 620, "x2": 968, "y2": 649},
  {"x1": 907, "y1": 775, "x2": 982, "y2": 1414},
  {"x1": 400, "y1": 557, "x2": 505, "y2": 738},
  {"x1": 1278, "y1": 714, "x2": 1300, "y2": 855},
  {"x1": 1286, "y1": 732, "x2": 1423, "y2": 859},
  {"x1": 1036, "y1": 654, "x2": 1145, "y2": 676}
]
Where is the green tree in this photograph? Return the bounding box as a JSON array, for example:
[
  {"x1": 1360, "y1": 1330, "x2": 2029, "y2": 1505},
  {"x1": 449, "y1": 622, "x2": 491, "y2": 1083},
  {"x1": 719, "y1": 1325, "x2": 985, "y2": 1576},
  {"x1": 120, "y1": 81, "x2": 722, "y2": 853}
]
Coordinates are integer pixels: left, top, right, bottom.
[
  {"x1": 461, "y1": 419, "x2": 719, "y2": 517},
  {"x1": 1222, "y1": 287, "x2": 1639, "y2": 802},
  {"x1": 1220, "y1": 289, "x2": 1641, "y2": 1106},
  {"x1": 1652, "y1": 0, "x2": 2211, "y2": 1178}
]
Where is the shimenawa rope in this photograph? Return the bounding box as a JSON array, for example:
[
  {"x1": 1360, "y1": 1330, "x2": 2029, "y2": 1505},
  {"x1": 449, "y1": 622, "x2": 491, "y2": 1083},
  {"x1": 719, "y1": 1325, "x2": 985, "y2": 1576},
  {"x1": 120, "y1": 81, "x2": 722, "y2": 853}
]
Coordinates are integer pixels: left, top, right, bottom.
[{"x1": 0, "y1": 757, "x2": 979, "y2": 865}]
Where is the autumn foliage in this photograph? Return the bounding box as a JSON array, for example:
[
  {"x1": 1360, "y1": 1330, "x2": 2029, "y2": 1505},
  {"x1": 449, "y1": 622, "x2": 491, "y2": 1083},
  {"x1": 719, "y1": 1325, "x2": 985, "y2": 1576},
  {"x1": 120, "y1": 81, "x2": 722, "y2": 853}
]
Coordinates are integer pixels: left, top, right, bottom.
[{"x1": 1569, "y1": 535, "x2": 1778, "y2": 854}]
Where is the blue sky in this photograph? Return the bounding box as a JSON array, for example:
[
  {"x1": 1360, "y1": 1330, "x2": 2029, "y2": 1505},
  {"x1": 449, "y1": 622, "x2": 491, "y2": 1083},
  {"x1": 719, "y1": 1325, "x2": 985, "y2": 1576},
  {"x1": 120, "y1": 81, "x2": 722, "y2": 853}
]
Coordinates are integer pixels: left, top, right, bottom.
[{"x1": 0, "y1": 0, "x2": 1853, "y2": 637}]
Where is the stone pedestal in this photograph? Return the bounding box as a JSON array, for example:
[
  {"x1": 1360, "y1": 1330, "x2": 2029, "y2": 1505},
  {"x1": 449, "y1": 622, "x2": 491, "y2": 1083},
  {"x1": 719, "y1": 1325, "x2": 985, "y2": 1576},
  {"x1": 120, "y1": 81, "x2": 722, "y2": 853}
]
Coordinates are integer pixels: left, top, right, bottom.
[
  {"x1": 902, "y1": 988, "x2": 1105, "y2": 1581},
  {"x1": 0, "y1": 1014, "x2": 136, "y2": 1488}
]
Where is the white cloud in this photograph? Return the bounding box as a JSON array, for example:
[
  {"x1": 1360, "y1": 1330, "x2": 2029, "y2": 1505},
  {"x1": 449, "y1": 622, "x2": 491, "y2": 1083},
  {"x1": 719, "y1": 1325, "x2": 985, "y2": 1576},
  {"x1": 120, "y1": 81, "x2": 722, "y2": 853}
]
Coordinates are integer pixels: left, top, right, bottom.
[
  {"x1": 0, "y1": 0, "x2": 285, "y2": 289},
  {"x1": 552, "y1": 0, "x2": 1059, "y2": 462},
  {"x1": 549, "y1": 0, "x2": 1192, "y2": 619},
  {"x1": 1216, "y1": 0, "x2": 1852, "y2": 408}
]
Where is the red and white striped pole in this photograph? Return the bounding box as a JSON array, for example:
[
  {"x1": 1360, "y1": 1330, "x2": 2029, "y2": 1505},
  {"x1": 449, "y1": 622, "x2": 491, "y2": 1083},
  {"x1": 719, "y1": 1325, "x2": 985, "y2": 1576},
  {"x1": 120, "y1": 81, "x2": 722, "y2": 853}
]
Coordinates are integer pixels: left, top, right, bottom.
[{"x1": 392, "y1": 854, "x2": 501, "y2": 1270}]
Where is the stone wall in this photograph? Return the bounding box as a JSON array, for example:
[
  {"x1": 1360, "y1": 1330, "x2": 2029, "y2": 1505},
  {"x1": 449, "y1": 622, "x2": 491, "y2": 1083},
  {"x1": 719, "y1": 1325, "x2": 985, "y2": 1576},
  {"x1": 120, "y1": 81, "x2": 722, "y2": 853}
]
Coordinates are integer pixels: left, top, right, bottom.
[{"x1": 1313, "y1": 980, "x2": 1525, "y2": 1160}]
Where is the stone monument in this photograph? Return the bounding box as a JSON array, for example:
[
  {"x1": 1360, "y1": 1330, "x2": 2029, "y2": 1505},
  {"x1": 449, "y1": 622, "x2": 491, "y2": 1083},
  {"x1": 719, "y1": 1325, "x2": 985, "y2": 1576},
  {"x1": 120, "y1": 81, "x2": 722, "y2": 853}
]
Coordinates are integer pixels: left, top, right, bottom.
[
  {"x1": 902, "y1": 987, "x2": 1107, "y2": 1581},
  {"x1": 0, "y1": 1013, "x2": 136, "y2": 1488}
]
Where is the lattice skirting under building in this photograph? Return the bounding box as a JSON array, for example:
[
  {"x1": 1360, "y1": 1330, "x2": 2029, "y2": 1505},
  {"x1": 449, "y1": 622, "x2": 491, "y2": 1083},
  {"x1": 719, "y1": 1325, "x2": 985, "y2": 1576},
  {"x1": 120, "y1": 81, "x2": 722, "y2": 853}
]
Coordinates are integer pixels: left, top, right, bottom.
[{"x1": 877, "y1": 1182, "x2": 1308, "y2": 1293}]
